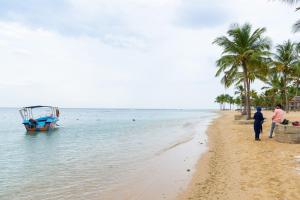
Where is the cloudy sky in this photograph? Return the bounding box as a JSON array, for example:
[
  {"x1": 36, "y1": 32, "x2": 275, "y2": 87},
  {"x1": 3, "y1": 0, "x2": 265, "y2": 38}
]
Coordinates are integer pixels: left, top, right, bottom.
[{"x1": 0, "y1": 0, "x2": 299, "y2": 109}]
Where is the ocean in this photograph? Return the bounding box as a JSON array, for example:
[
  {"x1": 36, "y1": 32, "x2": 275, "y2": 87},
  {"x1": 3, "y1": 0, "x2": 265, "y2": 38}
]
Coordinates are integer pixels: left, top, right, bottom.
[{"x1": 0, "y1": 108, "x2": 217, "y2": 200}]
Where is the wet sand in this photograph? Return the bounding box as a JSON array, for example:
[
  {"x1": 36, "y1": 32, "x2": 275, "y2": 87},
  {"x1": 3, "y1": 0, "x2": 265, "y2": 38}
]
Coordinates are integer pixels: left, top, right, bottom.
[{"x1": 179, "y1": 111, "x2": 300, "y2": 200}]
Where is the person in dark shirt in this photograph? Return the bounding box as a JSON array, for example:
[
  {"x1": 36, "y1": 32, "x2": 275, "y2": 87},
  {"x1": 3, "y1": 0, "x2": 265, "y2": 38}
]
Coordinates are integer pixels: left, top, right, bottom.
[{"x1": 253, "y1": 107, "x2": 264, "y2": 141}]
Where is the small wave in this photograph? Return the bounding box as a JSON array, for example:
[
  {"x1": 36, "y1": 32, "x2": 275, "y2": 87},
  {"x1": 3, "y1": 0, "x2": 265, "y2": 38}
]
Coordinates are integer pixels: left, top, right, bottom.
[
  {"x1": 183, "y1": 122, "x2": 193, "y2": 128},
  {"x1": 155, "y1": 136, "x2": 194, "y2": 156}
]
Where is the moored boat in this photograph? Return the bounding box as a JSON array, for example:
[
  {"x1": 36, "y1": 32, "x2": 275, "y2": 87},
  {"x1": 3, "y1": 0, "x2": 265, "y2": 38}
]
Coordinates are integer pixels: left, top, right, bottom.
[{"x1": 19, "y1": 106, "x2": 60, "y2": 132}]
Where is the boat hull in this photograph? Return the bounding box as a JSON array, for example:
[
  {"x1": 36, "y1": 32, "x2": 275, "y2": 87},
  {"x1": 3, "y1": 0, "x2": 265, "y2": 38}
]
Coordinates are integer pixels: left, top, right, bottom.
[{"x1": 24, "y1": 122, "x2": 57, "y2": 132}]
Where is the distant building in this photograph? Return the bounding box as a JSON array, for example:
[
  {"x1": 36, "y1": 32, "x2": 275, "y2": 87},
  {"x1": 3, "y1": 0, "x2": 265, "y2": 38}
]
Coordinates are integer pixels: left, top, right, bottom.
[{"x1": 289, "y1": 96, "x2": 300, "y2": 111}]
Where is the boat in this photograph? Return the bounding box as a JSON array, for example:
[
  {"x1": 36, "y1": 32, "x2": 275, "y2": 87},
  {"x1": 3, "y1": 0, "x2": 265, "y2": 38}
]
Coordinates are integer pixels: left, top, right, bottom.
[{"x1": 19, "y1": 106, "x2": 60, "y2": 131}]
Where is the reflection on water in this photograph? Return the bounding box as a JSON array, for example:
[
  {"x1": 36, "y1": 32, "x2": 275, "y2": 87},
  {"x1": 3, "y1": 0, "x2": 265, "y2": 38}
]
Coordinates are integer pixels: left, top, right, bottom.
[{"x1": 0, "y1": 108, "x2": 216, "y2": 200}]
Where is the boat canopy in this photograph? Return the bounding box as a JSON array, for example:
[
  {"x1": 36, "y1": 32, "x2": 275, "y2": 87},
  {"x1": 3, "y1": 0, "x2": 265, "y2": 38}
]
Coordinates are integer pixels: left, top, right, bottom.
[
  {"x1": 19, "y1": 106, "x2": 59, "y2": 121},
  {"x1": 24, "y1": 105, "x2": 53, "y2": 109}
]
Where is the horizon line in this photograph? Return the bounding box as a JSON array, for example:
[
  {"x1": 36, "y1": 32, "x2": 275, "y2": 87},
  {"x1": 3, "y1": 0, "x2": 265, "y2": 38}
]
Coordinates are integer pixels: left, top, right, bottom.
[{"x1": 0, "y1": 106, "x2": 218, "y2": 110}]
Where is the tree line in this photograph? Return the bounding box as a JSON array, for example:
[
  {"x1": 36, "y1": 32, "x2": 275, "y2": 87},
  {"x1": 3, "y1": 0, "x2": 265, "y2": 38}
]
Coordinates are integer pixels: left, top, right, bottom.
[
  {"x1": 214, "y1": 24, "x2": 300, "y2": 118},
  {"x1": 214, "y1": 0, "x2": 300, "y2": 119}
]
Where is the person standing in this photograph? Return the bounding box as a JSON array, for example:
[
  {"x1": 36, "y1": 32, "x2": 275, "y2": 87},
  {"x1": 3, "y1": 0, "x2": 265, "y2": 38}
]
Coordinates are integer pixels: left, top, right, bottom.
[
  {"x1": 269, "y1": 104, "x2": 285, "y2": 138},
  {"x1": 253, "y1": 107, "x2": 264, "y2": 141}
]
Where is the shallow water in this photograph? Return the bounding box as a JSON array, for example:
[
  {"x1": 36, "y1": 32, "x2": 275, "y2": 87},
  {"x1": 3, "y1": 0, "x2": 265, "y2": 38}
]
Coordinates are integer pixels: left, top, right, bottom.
[{"x1": 0, "y1": 108, "x2": 217, "y2": 200}]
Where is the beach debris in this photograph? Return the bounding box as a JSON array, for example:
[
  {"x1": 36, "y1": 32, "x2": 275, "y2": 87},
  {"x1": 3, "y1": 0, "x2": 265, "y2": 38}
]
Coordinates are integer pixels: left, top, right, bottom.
[
  {"x1": 132, "y1": 118, "x2": 136, "y2": 122},
  {"x1": 187, "y1": 169, "x2": 191, "y2": 172}
]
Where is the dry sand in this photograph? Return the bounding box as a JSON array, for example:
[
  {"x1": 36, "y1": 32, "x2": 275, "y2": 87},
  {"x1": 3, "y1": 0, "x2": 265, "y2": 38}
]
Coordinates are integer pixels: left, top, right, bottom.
[{"x1": 179, "y1": 111, "x2": 300, "y2": 200}]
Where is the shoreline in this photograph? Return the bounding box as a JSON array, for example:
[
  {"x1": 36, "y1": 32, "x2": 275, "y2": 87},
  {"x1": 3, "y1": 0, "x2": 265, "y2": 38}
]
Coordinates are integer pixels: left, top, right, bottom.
[
  {"x1": 100, "y1": 114, "x2": 217, "y2": 200},
  {"x1": 178, "y1": 111, "x2": 300, "y2": 200}
]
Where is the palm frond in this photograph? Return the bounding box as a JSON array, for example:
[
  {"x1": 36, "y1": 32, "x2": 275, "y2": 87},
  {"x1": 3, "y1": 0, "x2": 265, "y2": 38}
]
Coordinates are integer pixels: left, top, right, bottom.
[
  {"x1": 281, "y1": 0, "x2": 300, "y2": 4},
  {"x1": 293, "y1": 19, "x2": 300, "y2": 32}
]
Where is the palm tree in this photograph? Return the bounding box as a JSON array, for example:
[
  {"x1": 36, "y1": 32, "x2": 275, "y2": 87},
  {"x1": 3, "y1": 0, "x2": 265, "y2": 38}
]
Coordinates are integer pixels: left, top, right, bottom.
[
  {"x1": 272, "y1": 40, "x2": 299, "y2": 111},
  {"x1": 262, "y1": 72, "x2": 285, "y2": 106},
  {"x1": 215, "y1": 95, "x2": 225, "y2": 110},
  {"x1": 234, "y1": 97, "x2": 242, "y2": 110},
  {"x1": 223, "y1": 94, "x2": 234, "y2": 110},
  {"x1": 229, "y1": 96, "x2": 235, "y2": 110},
  {"x1": 250, "y1": 90, "x2": 262, "y2": 107},
  {"x1": 291, "y1": 62, "x2": 300, "y2": 96},
  {"x1": 234, "y1": 85, "x2": 245, "y2": 113},
  {"x1": 214, "y1": 23, "x2": 271, "y2": 119}
]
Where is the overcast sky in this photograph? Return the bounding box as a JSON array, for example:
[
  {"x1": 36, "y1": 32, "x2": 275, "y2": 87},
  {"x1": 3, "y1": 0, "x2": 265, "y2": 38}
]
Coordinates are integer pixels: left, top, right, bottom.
[{"x1": 0, "y1": 0, "x2": 299, "y2": 109}]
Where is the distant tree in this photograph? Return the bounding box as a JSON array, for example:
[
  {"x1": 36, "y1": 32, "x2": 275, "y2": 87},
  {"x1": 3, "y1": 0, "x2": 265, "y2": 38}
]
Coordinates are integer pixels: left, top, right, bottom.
[
  {"x1": 291, "y1": 62, "x2": 300, "y2": 96},
  {"x1": 229, "y1": 96, "x2": 235, "y2": 110},
  {"x1": 234, "y1": 85, "x2": 246, "y2": 113},
  {"x1": 215, "y1": 95, "x2": 224, "y2": 110},
  {"x1": 250, "y1": 90, "x2": 263, "y2": 107},
  {"x1": 215, "y1": 94, "x2": 235, "y2": 110},
  {"x1": 262, "y1": 72, "x2": 285, "y2": 106},
  {"x1": 272, "y1": 40, "x2": 299, "y2": 111},
  {"x1": 234, "y1": 97, "x2": 242, "y2": 110}
]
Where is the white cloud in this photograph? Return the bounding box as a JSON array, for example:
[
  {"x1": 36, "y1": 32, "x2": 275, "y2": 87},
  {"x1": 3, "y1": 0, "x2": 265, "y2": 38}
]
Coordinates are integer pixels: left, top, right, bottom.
[{"x1": 0, "y1": 0, "x2": 299, "y2": 108}]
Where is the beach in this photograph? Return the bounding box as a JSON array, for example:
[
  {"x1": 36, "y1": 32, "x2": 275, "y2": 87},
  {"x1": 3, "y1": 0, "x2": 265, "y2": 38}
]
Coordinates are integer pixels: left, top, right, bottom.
[{"x1": 179, "y1": 111, "x2": 300, "y2": 200}]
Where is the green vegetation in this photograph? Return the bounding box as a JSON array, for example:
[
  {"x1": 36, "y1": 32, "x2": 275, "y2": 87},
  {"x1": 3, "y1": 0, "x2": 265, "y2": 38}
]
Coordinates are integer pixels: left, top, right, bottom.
[
  {"x1": 272, "y1": 40, "x2": 299, "y2": 111},
  {"x1": 215, "y1": 94, "x2": 236, "y2": 110},
  {"x1": 214, "y1": 25, "x2": 300, "y2": 116}
]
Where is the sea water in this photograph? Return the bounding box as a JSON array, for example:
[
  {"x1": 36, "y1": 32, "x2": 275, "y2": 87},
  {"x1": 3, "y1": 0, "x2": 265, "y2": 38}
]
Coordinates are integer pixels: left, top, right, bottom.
[{"x1": 0, "y1": 108, "x2": 217, "y2": 200}]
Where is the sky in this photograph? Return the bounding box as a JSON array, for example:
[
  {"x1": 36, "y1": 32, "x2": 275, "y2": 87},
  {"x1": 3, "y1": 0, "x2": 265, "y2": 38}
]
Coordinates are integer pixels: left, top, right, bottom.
[{"x1": 0, "y1": 0, "x2": 299, "y2": 109}]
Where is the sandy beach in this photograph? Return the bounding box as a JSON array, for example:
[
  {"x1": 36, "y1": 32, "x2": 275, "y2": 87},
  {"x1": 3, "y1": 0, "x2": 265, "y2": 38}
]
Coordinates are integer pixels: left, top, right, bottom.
[{"x1": 179, "y1": 111, "x2": 300, "y2": 200}]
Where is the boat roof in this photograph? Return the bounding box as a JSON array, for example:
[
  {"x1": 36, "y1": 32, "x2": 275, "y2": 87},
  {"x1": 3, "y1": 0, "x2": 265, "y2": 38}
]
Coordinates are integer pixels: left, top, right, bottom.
[{"x1": 23, "y1": 105, "x2": 56, "y2": 109}]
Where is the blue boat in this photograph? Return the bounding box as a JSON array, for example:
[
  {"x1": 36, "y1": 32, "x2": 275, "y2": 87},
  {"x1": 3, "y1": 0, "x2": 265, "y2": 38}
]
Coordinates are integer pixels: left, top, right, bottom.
[{"x1": 19, "y1": 106, "x2": 60, "y2": 132}]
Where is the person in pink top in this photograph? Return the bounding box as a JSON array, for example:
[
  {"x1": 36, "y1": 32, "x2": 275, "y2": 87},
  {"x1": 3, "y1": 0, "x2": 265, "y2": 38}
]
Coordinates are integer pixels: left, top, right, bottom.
[{"x1": 269, "y1": 104, "x2": 285, "y2": 138}]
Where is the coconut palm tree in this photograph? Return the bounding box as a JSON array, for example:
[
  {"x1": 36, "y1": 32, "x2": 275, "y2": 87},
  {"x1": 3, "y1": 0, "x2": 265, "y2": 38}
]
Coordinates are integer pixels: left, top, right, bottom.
[
  {"x1": 214, "y1": 23, "x2": 271, "y2": 119},
  {"x1": 229, "y1": 96, "x2": 235, "y2": 110},
  {"x1": 234, "y1": 85, "x2": 245, "y2": 113},
  {"x1": 262, "y1": 72, "x2": 285, "y2": 106},
  {"x1": 272, "y1": 40, "x2": 299, "y2": 111},
  {"x1": 223, "y1": 94, "x2": 234, "y2": 110},
  {"x1": 291, "y1": 62, "x2": 300, "y2": 96},
  {"x1": 250, "y1": 90, "x2": 263, "y2": 107},
  {"x1": 234, "y1": 97, "x2": 242, "y2": 110},
  {"x1": 215, "y1": 95, "x2": 225, "y2": 110}
]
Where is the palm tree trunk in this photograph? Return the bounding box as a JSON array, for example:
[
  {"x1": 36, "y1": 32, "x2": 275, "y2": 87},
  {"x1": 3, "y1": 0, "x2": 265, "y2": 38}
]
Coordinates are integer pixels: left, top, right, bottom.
[
  {"x1": 281, "y1": 91, "x2": 284, "y2": 106},
  {"x1": 243, "y1": 62, "x2": 251, "y2": 120},
  {"x1": 296, "y1": 80, "x2": 299, "y2": 96},
  {"x1": 246, "y1": 79, "x2": 251, "y2": 119},
  {"x1": 286, "y1": 95, "x2": 289, "y2": 112},
  {"x1": 243, "y1": 82, "x2": 247, "y2": 114},
  {"x1": 284, "y1": 75, "x2": 289, "y2": 113}
]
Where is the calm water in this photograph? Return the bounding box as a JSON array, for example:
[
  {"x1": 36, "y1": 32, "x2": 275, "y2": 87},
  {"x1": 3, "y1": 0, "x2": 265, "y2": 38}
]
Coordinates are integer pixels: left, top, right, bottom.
[{"x1": 0, "y1": 108, "x2": 217, "y2": 200}]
